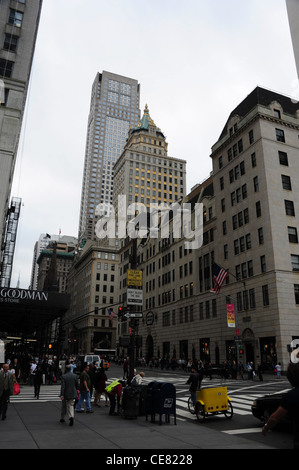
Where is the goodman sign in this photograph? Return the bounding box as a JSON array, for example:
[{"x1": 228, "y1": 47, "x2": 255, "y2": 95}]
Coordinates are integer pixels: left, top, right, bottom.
[{"x1": 0, "y1": 288, "x2": 49, "y2": 304}]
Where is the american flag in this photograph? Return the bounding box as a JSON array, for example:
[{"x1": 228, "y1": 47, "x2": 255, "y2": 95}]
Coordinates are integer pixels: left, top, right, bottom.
[
  {"x1": 213, "y1": 263, "x2": 228, "y2": 294},
  {"x1": 108, "y1": 308, "x2": 115, "y2": 325}
]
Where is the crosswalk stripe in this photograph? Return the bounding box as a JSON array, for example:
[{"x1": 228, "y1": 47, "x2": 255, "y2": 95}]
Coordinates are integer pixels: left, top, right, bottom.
[
  {"x1": 229, "y1": 398, "x2": 252, "y2": 409},
  {"x1": 10, "y1": 385, "x2": 60, "y2": 403},
  {"x1": 222, "y1": 428, "x2": 262, "y2": 435},
  {"x1": 9, "y1": 381, "x2": 270, "y2": 419}
]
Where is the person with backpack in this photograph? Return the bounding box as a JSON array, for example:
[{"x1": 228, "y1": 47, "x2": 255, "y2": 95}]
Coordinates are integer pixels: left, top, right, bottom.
[{"x1": 105, "y1": 379, "x2": 122, "y2": 415}]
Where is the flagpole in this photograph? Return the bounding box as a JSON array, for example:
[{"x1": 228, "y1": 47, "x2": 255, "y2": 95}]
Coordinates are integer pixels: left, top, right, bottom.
[{"x1": 210, "y1": 289, "x2": 240, "y2": 365}]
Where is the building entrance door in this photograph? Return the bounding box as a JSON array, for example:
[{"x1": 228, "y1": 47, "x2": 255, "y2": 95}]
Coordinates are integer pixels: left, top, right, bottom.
[
  {"x1": 242, "y1": 328, "x2": 255, "y2": 364},
  {"x1": 245, "y1": 342, "x2": 254, "y2": 363}
]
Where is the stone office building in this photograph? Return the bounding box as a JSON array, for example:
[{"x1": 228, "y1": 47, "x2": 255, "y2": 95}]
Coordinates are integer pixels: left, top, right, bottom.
[
  {"x1": 132, "y1": 86, "x2": 299, "y2": 372},
  {"x1": 66, "y1": 240, "x2": 119, "y2": 354}
]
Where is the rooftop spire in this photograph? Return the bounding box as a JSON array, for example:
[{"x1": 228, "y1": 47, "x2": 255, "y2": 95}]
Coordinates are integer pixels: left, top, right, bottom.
[{"x1": 137, "y1": 104, "x2": 156, "y2": 130}]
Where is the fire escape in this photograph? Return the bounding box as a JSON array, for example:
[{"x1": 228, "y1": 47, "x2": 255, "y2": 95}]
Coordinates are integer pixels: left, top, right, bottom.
[{"x1": 0, "y1": 197, "x2": 22, "y2": 288}]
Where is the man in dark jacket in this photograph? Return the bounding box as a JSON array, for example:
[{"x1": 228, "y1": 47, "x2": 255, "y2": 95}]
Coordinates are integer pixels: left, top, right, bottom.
[
  {"x1": 186, "y1": 366, "x2": 202, "y2": 406},
  {"x1": 60, "y1": 364, "x2": 79, "y2": 426}
]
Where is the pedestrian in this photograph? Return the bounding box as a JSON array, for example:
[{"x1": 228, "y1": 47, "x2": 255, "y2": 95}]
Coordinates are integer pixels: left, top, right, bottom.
[
  {"x1": 69, "y1": 360, "x2": 76, "y2": 373},
  {"x1": 246, "y1": 362, "x2": 253, "y2": 380},
  {"x1": 105, "y1": 379, "x2": 122, "y2": 416},
  {"x1": 131, "y1": 371, "x2": 145, "y2": 385},
  {"x1": 33, "y1": 364, "x2": 43, "y2": 399},
  {"x1": 257, "y1": 362, "x2": 263, "y2": 381},
  {"x1": 12, "y1": 358, "x2": 21, "y2": 383},
  {"x1": 238, "y1": 361, "x2": 244, "y2": 379},
  {"x1": 60, "y1": 364, "x2": 79, "y2": 426},
  {"x1": 29, "y1": 360, "x2": 37, "y2": 386},
  {"x1": 76, "y1": 363, "x2": 93, "y2": 413},
  {"x1": 0, "y1": 364, "x2": 15, "y2": 420},
  {"x1": 186, "y1": 366, "x2": 202, "y2": 406},
  {"x1": 41, "y1": 360, "x2": 47, "y2": 384},
  {"x1": 123, "y1": 357, "x2": 129, "y2": 379},
  {"x1": 94, "y1": 365, "x2": 109, "y2": 407},
  {"x1": 262, "y1": 362, "x2": 299, "y2": 449},
  {"x1": 231, "y1": 361, "x2": 237, "y2": 379},
  {"x1": 275, "y1": 362, "x2": 281, "y2": 379},
  {"x1": 88, "y1": 361, "x2": 97, "y2": 402}
]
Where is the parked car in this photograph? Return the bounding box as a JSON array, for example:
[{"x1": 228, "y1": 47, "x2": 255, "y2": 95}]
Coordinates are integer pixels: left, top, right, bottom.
[{"x1": 252, "y1": 392, "x2": 288, "y2": 423}]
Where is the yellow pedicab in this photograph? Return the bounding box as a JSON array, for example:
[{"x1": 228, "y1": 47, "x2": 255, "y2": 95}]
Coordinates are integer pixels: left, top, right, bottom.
[{"x1": 194, "y1": 386, "x2": 233, "y2": 422}]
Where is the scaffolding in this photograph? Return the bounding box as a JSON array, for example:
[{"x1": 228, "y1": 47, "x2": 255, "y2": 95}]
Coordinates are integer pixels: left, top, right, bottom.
[{"x1": 0, "y1": 197, "x2": 22, "y2": 288}]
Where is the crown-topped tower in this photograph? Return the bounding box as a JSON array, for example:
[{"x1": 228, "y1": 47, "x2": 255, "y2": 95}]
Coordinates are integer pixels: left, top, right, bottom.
[
  {"x1": 126, "y1": 105, "x2": 168, "y2": 155},
  {"x1": 113, "y1": 104, "x2": 186, "y2": 214}
]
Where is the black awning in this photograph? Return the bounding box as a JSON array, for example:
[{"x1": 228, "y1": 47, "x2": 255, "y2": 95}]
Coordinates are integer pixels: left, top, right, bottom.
[{"x1": 0, "y1": 288, "x2": 70, "y2": 335}]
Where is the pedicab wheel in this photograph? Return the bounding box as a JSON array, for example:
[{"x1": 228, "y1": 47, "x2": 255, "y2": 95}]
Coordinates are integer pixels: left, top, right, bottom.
[
  {"x1": 224, "y1": 401, "x2": 233, "y2": 419},
  {"x1": 188, "y1": 397, "x2": 195, "y2": 415},
  {"x1": 195, "y1": 403, "x2": 205, "y2": 422}
]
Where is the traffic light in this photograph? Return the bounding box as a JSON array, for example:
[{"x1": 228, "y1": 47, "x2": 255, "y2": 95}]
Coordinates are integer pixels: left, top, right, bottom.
[
  {"x1": 118, "y1": 306, "x2": 129, "y2": 321},
  {"x1": 238, "y1": 344, "x2": 244, "y2": 356}
]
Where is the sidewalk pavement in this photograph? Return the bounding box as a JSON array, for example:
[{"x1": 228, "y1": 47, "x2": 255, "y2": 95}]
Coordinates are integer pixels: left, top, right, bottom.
[{"x1": 1, "y1": 390, "x2": 273, "y2": 451}]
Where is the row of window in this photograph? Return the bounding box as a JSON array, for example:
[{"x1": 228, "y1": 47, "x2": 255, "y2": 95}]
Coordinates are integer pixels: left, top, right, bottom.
[
  {"x1": 0, "y1": 7, "x2": 26, "y2": 78},
  {"x1": 218, "y1": 123, "x2": 286, "y2": 169},
  {"x1": 161, "y1": 281, "x2": 299, "y2": 327},
  {"x1": 95, "y1": 281, "x2": 299, "y2": 328},
  {"x1": 219, "y1": 147, "x2": 291, "y2": 195}
]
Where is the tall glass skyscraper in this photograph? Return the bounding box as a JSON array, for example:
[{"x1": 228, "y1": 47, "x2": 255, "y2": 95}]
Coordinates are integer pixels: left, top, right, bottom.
[{"x1": 78, "y1": 71, "x2": 140, "y2": 243}]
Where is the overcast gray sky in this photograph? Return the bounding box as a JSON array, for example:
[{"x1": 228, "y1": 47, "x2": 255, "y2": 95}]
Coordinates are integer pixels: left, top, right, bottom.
[{"x1": 10, "y1": 0, "x2": 298, "y2": 288}]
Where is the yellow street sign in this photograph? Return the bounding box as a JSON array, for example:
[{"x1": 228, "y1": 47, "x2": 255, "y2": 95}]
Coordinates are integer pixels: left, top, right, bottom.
[{"x1": 127, "y1": 269, "x2": 142, "y2": 286}]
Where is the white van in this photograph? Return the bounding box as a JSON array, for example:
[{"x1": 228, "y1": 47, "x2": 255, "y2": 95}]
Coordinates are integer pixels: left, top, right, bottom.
[
  {"x1": 75, "y1": 354, "x2": 101, "y2": 373},
  {"x1": 84, "y1": 354, "x2": 100, "y2": 366}
]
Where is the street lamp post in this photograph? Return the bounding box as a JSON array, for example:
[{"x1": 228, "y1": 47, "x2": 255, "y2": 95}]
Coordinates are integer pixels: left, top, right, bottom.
[{"x1": 128, "y1": 238, "x2": 138, "y2": 382}]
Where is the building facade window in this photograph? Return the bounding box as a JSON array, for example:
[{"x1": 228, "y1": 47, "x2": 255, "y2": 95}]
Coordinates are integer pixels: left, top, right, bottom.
[
  {"x1": 3, "y1": 34, "x2": 19, "y2": 52},
  {"x1": 275, "y1": 128, "x2": 285, "y2": 142},
  {"x1": 262, "y1": 285, "x2": 269, "y2": 306},
  {"x1": 282, "y1": 175, "x2": 292, "y2": 190},
  {"x1": 285, "y1": 200, "x2": 295, "y2": 216},
  {"x1": 288, "y1": 226, "x2": 298, "y2": 243},
  {"x1": 0, "y1": 59, "x2": 14, "y2": 78},
  {"x1": 8, "y1": 9, "x2": 23, "y2": 27},
  {"x1": 279, "y1": 151, "x2": 288, "y2": 166}
]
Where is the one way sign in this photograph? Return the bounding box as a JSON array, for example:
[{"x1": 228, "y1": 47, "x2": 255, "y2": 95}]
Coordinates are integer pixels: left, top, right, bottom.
[{"x1": 124, "y1": 312, "x2": 143, "y2": 318}]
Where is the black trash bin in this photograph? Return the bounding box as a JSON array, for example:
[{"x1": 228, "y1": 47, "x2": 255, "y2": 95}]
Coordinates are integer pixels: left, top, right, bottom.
[
  {"x1": 146, "y1": 381, "x2": 176, "y2": 425},
  {"x1": 121, "y1": 386, "x2": 140, "y2": 419},
  {"x1": 136, "y1": 384, "x2": 148, "y2": 416},
  {"x1": 145, "y1": 381, "x2": 159, "y2": 422}
]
